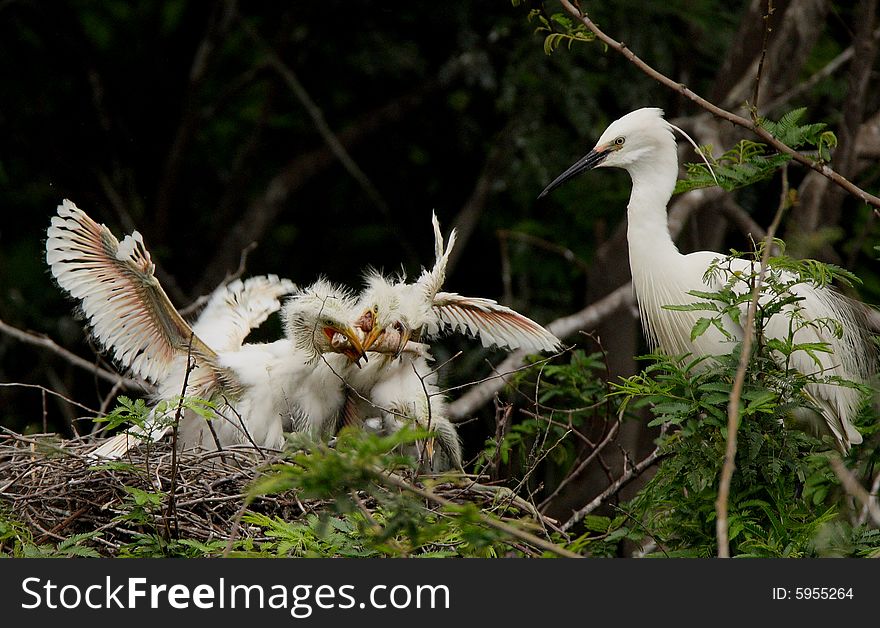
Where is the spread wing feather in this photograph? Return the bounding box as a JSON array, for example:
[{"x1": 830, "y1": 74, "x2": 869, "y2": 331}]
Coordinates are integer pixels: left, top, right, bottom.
[
  {"x1": 193, "y1": 275, "x2": 297, "y2": 352},
  {"x1": 416, "y1": 211, "x2": 457, "y2": 302},
  {"x1": 429, "y1": 292, "x2": 561, "y2": 353},
  {"x1": 47, "y1": 199, "x2": 219, "y2": 384}
]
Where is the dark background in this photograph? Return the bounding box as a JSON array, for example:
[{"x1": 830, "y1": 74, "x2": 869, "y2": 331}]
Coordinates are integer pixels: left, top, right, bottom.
[{"x1": 2, "y1": 1, "x2": 878, "y2": 502}]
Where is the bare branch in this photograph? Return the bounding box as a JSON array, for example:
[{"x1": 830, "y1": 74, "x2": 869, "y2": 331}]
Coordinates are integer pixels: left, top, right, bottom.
[
  {"x1": 537, "y1": 420, "x2": 620, "y2": 511},
  {"x1": 719, "y1": 196, "x2": 768, "y2": 241},
  {"x1": 154, "y1": 0, "x2": 238, "y2": 234},
  {"x1": 762, "y1": 25, "x2": 880, "y2": 114},
  {"x1": 446, "y1": 123, "x2": 520, "y2": 274},
  {"x1": 830, "y1": 457, "x2": 880, "y2": 527},
  {"x1": 0, "y1": 318, "x2": 146, "y2": 392},
  {"x1": 560, "y1": 445, "x2": 663, "y2": 532},
  {"x1": 716, "y1": 165, "x2": 789, "y2": 558},
  {"x1": 196, "y1": 81, "x2": 436, "y2": 294},
  {"x1": 238, "y1": 17, "x2": 417, "y2": 263},
  {"x1": 178, "y1": 241, "x2": 258, "y2": 317},
  {"x1": 496, "y1": 229, "x2": 592, "y2": 276},
  {"x1": 750, "y1": 0, "x2": 776, "y2": 115},
  {"x1": 447, "y1": 284, "x2": 632, "y2": 420},
  {"x1": 556, "y1": 0, "x2": 880, "y2": 209},
  {"x1": 0, "y1": 383, "x2": 102, "y2": 416}
]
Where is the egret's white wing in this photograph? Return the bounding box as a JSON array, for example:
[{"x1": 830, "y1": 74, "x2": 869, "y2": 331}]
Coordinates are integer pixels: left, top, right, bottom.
[
  {"x1": 416, "y1": 212, "x2": 457, "y2": 302},
  {"x1": 429, "y1": 292, "x2": 561, "y2": 353},
  {"x1": 193, "y1": 275, "x2": 297, "y2": 352},
  {"x1": 47, "y1": 199, "x2": 219, "y2": 383}
]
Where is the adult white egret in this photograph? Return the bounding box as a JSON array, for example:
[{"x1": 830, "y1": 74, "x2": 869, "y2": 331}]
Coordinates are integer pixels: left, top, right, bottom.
[
  {"x1": 47, "y1": 200, "x2": 367, "y2": 458},
  {"x1": 538, "y1": 107, "x2": 874, "y2": 450}
]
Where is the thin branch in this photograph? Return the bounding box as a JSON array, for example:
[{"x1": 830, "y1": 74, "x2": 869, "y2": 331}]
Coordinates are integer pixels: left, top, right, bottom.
[
  {"x1": 447, "y1": 123, "x2": 519, "y2": 274},
  {"x1": 238, "y1": 17, "x2": 415, "y2": 263},
  {"x1": 537, "y1": 420, "x2": 620, "y2": 511},
  {"x1": 153, "y1": 0, "x2": 238, "y2": 233},
  {"x1": 378, "y1": 469, "x2": 581, "y2": 558},
  {"x1": 556, "y1": 0, "x2": 880, "y2": 209},
  {"x1": 560, "y1": 445, "x2": 663, "y2": 532},
  {"x1": 762, "y1": 25, "x2": 880, "y2": 114},
  {"x1": 750, "y1": 0, "x2": 775, "y2": 116},
  {"x1": 719, "y1": 197, "x2": 768, "y2": 241},
  {"x1": 0, "y1": 318, "x2": 145, "y2": 391},
  {"x1": 447, "y1": 283, "x2": 632, "y2": 420},
  {"x1": 0, "y1": 382, "x2": 101, "y2": 416},
  {"x1": 830, "y1": 457, "x2": 880, "y2": 527},
  {"x1": 496, "y1": 229, "x2": 592, "y2": 276},
  {"x1": 178, "y1": 241, "x2": 258, "y2": 317},
  {"x1": 716, "y1": 165, "x2": 789, "y2": 558},
  {"x1": 163, "y1": 336, "x2": 198, "y2": 542},
  {"x1": 196, "y1": 79, "x2": 435, "y2": 293}
]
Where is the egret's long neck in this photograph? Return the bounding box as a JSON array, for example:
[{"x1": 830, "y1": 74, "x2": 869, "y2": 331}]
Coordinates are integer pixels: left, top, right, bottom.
[{"x1": 624, "y1": 145, "x2": 681, "y2": 272}]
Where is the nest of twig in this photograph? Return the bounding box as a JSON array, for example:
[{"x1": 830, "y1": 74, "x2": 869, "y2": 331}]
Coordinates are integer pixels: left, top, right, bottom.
[{"x1": 0, "y1": 431, "x2": 548, "y2": 557}]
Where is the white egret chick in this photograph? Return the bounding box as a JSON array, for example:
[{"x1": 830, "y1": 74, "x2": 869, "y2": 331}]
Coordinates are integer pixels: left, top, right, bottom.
[
  {"x1": 46, "y1": 200, "x2": 366, "y2": 458},
  {"x1": 345, "y1": 212, "x2": 562, "y2": 471}
]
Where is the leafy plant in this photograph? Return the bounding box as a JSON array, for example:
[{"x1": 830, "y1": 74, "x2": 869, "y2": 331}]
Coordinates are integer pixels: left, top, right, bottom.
[
  {"x1": 675, "y1": 109, "x2": 838, "y2": 193},
  {"x1": 601, "y1": 252, "x2": 879, "y2": 556},
  {"x1": 96, "y1": 394, "x2": 217, "y2": 434},
  {"x1": 0, "y1": 506, "x2": 101, "y2": 557},
  {"x1": 528, "y1": 9, "x2": 596, "y2": 55},
  {"x1": 243, "y1": 428, "x2": 534, "y2": 557}
]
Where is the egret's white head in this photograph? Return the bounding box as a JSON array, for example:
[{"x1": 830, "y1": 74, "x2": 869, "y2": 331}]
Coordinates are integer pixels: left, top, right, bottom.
[
  {"x1": 538, "y1": 108, "x2": 676, "y2": 198},
  {"x1": 282, "y1": 278, "x2": 366, "y2": 364},
  {"x1": 354, "y1": 272, "x2": 412, "y2": 355}
]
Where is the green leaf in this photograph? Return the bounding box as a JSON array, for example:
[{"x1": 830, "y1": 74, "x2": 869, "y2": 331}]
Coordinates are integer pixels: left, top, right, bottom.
[{"x1": 690, "y1": 317, "x2": 712, "y2": 342}]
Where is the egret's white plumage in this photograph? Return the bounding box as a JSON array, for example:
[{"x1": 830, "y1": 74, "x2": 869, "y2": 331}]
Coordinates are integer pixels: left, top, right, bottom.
[
  {"x1": 47, "y1": 200, "x2": 365, "y2": 458},
  {"x1": 540, "y1": 108, "x2": 874, "y2": 450},
  {"x1": 345, "y1": 213, "x2": 561, "y2": 470},
  {"x1": 360, "y1": 212, "x2": 562, "y2": 354},
  {"x1": 192, "y1": 275, "x2": 297, "y2": 353},
  {"x1": 177, "y1": 280, "x2": 367, "y2": 452},
  {"x1": 47, "y1": 199, "x2": 218, "y2": 384}
]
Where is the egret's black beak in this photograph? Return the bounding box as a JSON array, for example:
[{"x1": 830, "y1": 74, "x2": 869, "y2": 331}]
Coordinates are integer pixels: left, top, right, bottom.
[{"x1": 538, "y1": 144, "x2": 611, "y2": 199}]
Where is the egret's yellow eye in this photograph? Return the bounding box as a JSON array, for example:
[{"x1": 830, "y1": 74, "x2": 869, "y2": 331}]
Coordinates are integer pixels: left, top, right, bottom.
[{"x1": 614, "y1": 136, "x2": 625, "y2": 146}]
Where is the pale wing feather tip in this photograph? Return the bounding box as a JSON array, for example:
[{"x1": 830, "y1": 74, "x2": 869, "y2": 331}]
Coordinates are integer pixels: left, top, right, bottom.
[
  {"x1": 90, "y1": 424, "x2": 170, "y2": 459},
  {"x1": 47, "y1": 199, "x2": 209, "y2": 384},
  {"x1": 433, "y1": 293, "x2": 561, "y2": 353}
]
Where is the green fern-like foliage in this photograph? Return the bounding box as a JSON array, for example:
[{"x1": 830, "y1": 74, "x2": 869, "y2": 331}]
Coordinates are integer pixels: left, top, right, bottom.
[
  {"x1": 614, "y1": 351, "x2": 843, "y2": 557},
  {"x1": 675, "y1": 108, "x2": 838, "y2": 194},
  {"x1": 761, "y1": 108, "x2": 837, "y2": 156},
  {"x1": 528, "y1": 9, "x2": 596, "y2": 55},
  {"x1": 0, "y1": 505, "x2": 102, "y2": 557},
  {"x1": 243, "y1": 428, "x2": 522, "y2": 557},
  {"x1": 568, "y1": 253, "x2": 878, "y2": 557}
]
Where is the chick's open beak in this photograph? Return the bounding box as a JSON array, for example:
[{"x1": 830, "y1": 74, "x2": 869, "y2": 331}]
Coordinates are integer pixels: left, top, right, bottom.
[
  {"x1": 394, "y1": 324, "x2": 412, "y2": 359},
  {"x1": 361, "y1": 323, "x2": 384, "y2": 352}
]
